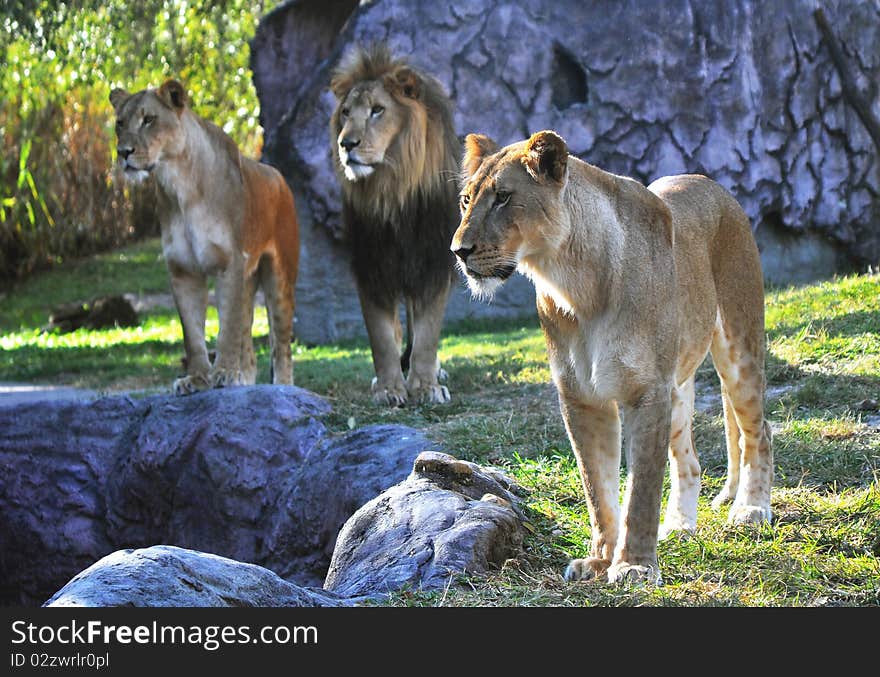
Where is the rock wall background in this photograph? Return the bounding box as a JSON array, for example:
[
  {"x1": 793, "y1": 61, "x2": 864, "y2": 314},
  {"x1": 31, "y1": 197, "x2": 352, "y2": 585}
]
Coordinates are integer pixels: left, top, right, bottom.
[{"x1": 252, "y1": 0, "x2": 880, "y2": 344}]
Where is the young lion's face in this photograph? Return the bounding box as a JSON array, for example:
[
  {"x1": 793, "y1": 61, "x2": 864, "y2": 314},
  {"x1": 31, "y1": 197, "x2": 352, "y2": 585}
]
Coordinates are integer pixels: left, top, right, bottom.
[
  {"x1": 109, "y1": 80, "x2": 188, "y2": 183},
  {"x1": 333, "y1": 81, "x2": 405, "y2": 182},
  {"x1": 451, "y1": 130, "x2": 570, "y2": 299}
]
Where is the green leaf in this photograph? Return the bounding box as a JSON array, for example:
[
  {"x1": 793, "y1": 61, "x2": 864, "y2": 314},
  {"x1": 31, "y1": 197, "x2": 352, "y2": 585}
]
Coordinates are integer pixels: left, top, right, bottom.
[{"x1": 17, "y1": 138, "x2": 32, "y2": 190}]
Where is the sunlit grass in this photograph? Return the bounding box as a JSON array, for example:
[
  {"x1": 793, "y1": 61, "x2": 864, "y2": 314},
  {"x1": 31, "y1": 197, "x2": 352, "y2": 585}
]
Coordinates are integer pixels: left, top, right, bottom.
[{"x1": 1, "y1": 241, "x2": 879, "y2": 606}]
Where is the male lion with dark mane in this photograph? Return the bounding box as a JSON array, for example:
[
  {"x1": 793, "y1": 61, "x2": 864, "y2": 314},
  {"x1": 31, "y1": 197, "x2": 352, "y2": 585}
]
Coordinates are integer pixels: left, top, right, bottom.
[
  {"x1": 330, "y1": 44, "x2": 460, "y2": 406},
  {"x1": 110, "y1": 80, "x2": 299, "y2": 395},
  {"x1": 452, "y1": 130, "x2": 773, "y2": 585}
]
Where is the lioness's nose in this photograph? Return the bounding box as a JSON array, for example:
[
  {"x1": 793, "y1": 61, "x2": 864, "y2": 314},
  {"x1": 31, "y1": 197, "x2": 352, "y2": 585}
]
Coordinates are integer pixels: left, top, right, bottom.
[
  {"x1": 339, "y1": 137, "x2": 360, "y2": 152},
  {"x1": 452, "y1": 245, "x2": 474, "y2": 263},
  {"x1": 117, "y1": 146, "x2": 134, "y2": 160}
]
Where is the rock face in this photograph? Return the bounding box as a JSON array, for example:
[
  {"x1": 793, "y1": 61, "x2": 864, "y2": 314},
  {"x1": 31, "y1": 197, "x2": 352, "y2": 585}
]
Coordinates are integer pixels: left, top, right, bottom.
[
  {"x1": 45, "y1": 545, "x2": 346, "y2": 608},
  {"x1": 324, "y1": 451, "x2": 526, "y2": 598},
  {"x1": 252, "y1": 0, "x2": 879, "y2": 341},
  {"x1": 0, "y1": 386, "x2": 428, "y2": 606}
]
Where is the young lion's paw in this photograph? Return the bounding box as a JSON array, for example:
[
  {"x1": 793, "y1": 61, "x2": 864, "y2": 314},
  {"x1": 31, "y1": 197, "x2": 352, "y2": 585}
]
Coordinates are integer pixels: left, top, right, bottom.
[
  {"x1": 658, "y1": 520, "x2": 696, "y2": 541},
  {"x1": 563, "y1": 557, "x2": 611, "y2": 582},
  {"x1": 371, "y1": 377, "x2": 408, "y2": 407},
  {"x1": 728, "y1": 503, "x2": 772, "y2": 526},
  {"x1": 209, "y1": 367, "x2": 245, "y2": 388},
  {"x1": 173, "y1": 374, "x2": 210, "y2": 396},
  {"x1": 607, "y1": 562, "x2": 663, "y2": 586}
]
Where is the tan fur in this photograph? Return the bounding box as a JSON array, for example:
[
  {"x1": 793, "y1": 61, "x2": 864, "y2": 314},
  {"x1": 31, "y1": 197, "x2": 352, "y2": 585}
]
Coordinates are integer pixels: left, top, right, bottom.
[
  {"x1": 110, "y1": 80, "x2": 300, "y2": 395},
  {"x1": 329, "y1": 44, "x2": 460, "y2": 406},
  {"x1": 452, "y1": 130, "x2": 772, "y2": 585}
]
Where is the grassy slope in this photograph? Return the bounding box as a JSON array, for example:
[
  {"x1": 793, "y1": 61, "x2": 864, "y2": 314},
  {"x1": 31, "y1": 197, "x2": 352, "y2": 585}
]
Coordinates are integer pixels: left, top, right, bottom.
[{"x1": 1, "y1": 238, "x2": 878, "y2": 606}]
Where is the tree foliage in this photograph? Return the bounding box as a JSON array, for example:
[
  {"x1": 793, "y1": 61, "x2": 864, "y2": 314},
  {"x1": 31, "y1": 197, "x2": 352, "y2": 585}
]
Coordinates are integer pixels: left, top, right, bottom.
[{"x1": 0, "y1": 0, "x2": 279, "y2": 285}]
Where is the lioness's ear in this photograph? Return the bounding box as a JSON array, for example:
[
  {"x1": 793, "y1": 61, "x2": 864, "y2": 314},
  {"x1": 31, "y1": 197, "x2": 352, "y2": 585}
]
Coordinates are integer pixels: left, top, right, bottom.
[
  {"x1": 109, "y1": 88, "x2": 130, "y2": 112},
  {"x1": 522, "y1": 130, "x2": 568, "y2": 184},
  {"x1": 462, "y1": 133, "x2": 499, "y2": 180},
  {"x1": 157, "y1": 79, "x2": 187, "y2": 112},
  {"x1": 390, "y1": 66, "x2": 421, "y2": 99}
]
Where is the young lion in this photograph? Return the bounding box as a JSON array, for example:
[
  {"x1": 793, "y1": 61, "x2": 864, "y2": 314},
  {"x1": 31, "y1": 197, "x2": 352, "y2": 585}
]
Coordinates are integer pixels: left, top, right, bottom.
[
  {"x1": 110, "y1": 80, "x2": 299, "y2": 395},
  {"x1": 329, "y1": 44, "x2": 460, "y2": 407},
  {"x1": 452, "y1": 130, "x2": 773, "y2": 585}
]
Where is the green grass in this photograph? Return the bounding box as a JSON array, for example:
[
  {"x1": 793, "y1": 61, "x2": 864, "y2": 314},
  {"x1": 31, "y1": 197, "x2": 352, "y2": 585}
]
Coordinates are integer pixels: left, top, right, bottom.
[{"x1": 1, "y1": 238, "x2": 878, "y2": 606}]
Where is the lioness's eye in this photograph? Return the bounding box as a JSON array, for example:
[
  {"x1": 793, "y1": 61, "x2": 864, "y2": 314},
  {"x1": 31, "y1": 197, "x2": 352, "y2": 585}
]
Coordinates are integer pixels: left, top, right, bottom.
[
  {"x1": 370, "y1": 105, "x2": 384, "y2": 118},
  {"x1": 494, "y1": 190, "x2": 511, "y2": 207},
  {"x1": 459, "y1": 193, "x2": 470, "y2": 210},
  {"x1": 142, "y1": 114, "x2": 156, "y2": 126}
]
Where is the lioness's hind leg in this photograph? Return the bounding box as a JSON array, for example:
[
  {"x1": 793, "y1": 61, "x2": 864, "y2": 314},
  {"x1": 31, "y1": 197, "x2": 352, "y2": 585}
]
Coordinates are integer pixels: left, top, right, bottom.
[
  {"x1": 260, "y1": 258, "x2": 294, "y2": 385},
  {"x1": 710, "y1": 386, "x2": 741, "y2": 509},
  {"x1": 710, "y1": 317, "x2": 773, "y2": 525},
  {"x1": 660, "y1": 376, "x2": 700, "y2": 539}
]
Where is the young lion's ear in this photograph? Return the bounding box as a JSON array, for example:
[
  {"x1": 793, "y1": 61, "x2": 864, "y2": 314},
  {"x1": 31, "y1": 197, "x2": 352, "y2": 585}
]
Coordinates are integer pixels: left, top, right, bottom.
[
  {"x1": 109, "y1": 88, "x2": 130, "y2": 112},
  {"x1": 157, "y1": 79, "x2": 188, "y2": 112},
  {"x1": 522, "y1": 130, "x2": 568, "y2": 184},
  {"x1": 462, "y1": 133, "x2": 499, "y2": 180},
  {"x1": 390, "y1": 66, "x2": 422, "y2": 99}
]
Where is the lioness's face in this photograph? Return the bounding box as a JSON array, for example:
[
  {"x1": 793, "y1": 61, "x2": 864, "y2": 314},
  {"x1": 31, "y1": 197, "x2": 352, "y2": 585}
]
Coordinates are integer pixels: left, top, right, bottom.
[
  {"x1": 109, "y1": 80, "x2": 187, "y2": 182},
  {"x1": 451, "y1": 131, "x2": 570, "y2": 298},
  {"x1": 333, "y1": 81, "x2": 404, "y2": 181}
]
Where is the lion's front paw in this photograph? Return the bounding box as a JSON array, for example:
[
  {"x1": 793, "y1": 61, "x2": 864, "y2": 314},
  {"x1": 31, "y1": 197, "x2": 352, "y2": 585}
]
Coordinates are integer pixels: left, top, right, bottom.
[
  {"x1": 728, "y1": 503, "x2": 772, "y2": 526},
  {"x1": 413, "y1": 383, "x2": 451, "y2": 405},
  {"x1": 173, "y1": 374, "x2": 210, "y2": 396},
  {"x1": 607, "y1": 562, "x2": 663, "y2": 586},
  {"x1": 371, "y1": 377, "x2": 408, "y2": 407},
  {"x1": 563, "y1": 557, "x2": 611, "y2": 582},
  {"x1": 209, "y1": 367, "x2": 245, "y2": 388}
]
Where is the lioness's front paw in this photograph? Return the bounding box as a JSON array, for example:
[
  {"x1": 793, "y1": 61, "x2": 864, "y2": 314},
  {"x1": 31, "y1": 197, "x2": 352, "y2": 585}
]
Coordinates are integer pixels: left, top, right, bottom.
[
  {"x1": 607, "y1": 562, "x2": 663, "y2": 586},
  {"x1": 371, "y1": 377, "x2": 408, "y2": 407},
  {"x1": 209, "y1": 367, "x2": 245, "y2": 388},
  {"x1": 658, "y1": 520, "x2": 696, "y2": 541},
  {"x1": 728, "y1": 503, "x2": 772, "y2": 526},
  {"x1": 711, "y1": 482, "x2": 737, "y2": 509},
  {"x1": 173, "y1": 374, "x2": 210, "y2": 396},
  {"x1": 563, "y1": 557, "x2": 611, "y2": 582}
]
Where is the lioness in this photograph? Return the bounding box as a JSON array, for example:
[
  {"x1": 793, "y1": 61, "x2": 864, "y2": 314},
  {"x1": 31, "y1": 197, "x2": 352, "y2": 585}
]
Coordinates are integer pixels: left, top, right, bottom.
[
  {"x1": 329, "y1": 44, "x2": 460, "y2": 407},
  {"x1": 110, "y1": 80, "x2": 299, "y2": 395},
  {"x1": 452, "y1": 130, "x2": 773, "y2": 584}
]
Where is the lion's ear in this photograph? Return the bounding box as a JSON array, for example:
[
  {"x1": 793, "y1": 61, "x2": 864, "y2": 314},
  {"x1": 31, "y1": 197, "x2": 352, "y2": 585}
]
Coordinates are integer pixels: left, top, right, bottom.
[
  {"x1": 462, "y1": 133, "x2": 499, "y2": 179},
  {"x1": 157, "y1": 79, "x2": 188, "y2": 112},
  {"x1": 522, "y1": 130, "x2": 568, "y2": 184},
  {"x1": 390, "y1": 66, "x2": 422, "y2": 99},
  {"x1": 109, "y1": 88, "x2": 130, "y2": 112}
]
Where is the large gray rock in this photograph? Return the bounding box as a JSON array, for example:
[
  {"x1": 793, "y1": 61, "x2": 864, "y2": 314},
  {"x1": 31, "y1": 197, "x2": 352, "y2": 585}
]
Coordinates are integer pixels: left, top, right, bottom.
[
  {"x1": 45, "y1": 545, "x2": 346, "y2": 607},
  {"x1": 0, "y1": 386, "x2": 428, "y2": 606},
  {"x1": 252, "y1": 0, "x2": 879, "y2": 342},
  {"x1": 324, "y1": 451, "x2": 526, "y2": 598}
]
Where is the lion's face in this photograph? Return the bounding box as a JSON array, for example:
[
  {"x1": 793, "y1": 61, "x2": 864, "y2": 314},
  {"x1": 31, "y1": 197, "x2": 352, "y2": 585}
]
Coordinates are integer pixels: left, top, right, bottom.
[
  {"x1": 451, "y1": 131, "x2": 570, "y2": 298},
  {"x1": 333, "y1": 80, "x2": 407, "y2": 182},
  {"x1": 109, "y1": 80, "x2": 188, "y2": 183}
]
